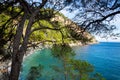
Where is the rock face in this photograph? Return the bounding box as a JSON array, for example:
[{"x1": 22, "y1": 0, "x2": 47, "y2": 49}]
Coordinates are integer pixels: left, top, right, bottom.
[{"x1": 51, "y1": 13, "x2": 97, "y2": 45}]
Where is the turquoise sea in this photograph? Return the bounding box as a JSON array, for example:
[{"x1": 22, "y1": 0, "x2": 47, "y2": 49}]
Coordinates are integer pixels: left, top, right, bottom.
[{"x1": 20, "y1": 42, "x2": 120, "y2": 80}]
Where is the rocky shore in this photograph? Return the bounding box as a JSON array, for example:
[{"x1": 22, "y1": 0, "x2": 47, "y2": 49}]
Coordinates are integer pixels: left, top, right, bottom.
[{"x1": 0, "y1": 59, "x2": 10, "y2": 80}]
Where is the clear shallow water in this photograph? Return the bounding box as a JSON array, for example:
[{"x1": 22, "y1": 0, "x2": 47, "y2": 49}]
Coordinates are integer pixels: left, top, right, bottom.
[
  {"x1": 20, "y1": 49, "x2": 63, "y2": 80},
  {"x1": 20, "y1": 42, "x2": 120, "y2": 80}
]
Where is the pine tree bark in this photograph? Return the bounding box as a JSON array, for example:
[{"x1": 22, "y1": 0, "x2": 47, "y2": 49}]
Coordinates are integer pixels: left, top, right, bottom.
[
  {"x1": 9, "y1": 14, "x2": 27, "y2": 80},
  {"x1": 9, "y1": 13, "x2": 34, "y2": 80}
]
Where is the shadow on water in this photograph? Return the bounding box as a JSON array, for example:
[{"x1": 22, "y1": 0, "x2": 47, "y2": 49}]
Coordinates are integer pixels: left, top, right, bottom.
[{"x1": 20, "y1": 44, "x2": 105, "y2": 80}]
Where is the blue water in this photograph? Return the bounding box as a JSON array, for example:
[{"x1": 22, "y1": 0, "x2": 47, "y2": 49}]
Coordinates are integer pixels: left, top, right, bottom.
[
  {"x1": 73, "y1": 42, "x2": 120, "y2": 80},
  {"x1": 20, "y1": 42, "x2": 120, "y2": 80}
]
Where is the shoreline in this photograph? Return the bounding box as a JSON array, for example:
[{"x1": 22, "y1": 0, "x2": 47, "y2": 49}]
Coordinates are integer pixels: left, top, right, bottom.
[{"x1": 24, "y1": 41, "x2": 98, "y2": 59}]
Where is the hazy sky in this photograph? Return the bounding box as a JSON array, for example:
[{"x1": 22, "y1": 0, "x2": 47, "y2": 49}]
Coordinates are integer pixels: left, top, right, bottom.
[{"x1": 60, "y1": 10, "x2": 120, "y2": 42}]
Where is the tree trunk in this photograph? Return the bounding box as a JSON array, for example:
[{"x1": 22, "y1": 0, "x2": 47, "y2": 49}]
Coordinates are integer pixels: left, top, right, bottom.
[
  {"x1": 9, "y1": 1, "x2": 47, "y2": 79},
  {"x1": 9, "y1": 14, "x2": 27, "y2": 80},
  {"x1": 9, "y1": 13, "x2": 34, "y2": 80},
  {"x1": 9, "y1": 51, "x2": 24, "y2": 80}
]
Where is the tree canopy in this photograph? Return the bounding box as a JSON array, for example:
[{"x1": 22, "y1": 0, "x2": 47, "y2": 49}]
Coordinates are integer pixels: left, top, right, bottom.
[{"x1": 63, "y1": 0, "x2": 120, "y2": 38}]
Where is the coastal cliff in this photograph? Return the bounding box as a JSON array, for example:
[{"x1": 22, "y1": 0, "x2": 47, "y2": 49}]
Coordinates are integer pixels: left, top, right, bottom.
[
  {"x1": 51, "y1": 12, "x2": 97, "y2": 45},
  {"x1": 29, "y1": 12, "x2": 97, "y2": 46}
]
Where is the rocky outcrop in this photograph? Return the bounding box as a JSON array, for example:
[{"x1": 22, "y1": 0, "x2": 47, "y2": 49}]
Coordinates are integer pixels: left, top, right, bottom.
[{"x1": 51, "y1": 13, "x2": 97, "y2": 44}]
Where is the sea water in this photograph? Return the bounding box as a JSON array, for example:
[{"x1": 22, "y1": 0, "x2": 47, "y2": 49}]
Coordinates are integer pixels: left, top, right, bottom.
[
  {"x1": 73, "y1": 42, "x2": 120, "y2": 80},
  {"x1": 20, "y1": 42, "x2": 120, "y2": 80}
]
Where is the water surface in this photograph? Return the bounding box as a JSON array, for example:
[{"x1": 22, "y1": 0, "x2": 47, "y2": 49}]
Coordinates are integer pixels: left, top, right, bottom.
[
  {"x1": 20, "y1": 42, "x2": 120, "y2": 80},
  {"x1": 73, "y1": 42, "x2": 120, "y2": 80}
]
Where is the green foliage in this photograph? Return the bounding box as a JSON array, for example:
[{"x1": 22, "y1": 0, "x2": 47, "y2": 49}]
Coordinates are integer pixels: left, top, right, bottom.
[
  {"x1": 26, "y1": 64, "x2": 43, "y2": 80},
  {"x1": 0, "y1": 7, "x2": 95, "y2": 47},
  {"x1": 28, "y1": 9, "x2": 96, "y2": 45},
  {"x1": 69, "y1": 29, "x2": 90, "y2": 43},
  {"x1": 0, "y1": 13, "x2": 10, "y2": 25},
  {"x1": 0, "y1": 12, "x2": 15, "y2": 49},
  {"x1": 51, "y1": 44, "x2": 75, "y2": 59},
  {"x1": 0, "y1": 6, "x2": 22, "y2": 49},
  {"x1": 29, "y1": 19, "x2": 72, "y2": 44},
  {"x1": 70, "y1": 60, "x2": 94, "y2": 74},
  {"x1": 92, "y1": 73, "x2": 106, "y2": 80}
]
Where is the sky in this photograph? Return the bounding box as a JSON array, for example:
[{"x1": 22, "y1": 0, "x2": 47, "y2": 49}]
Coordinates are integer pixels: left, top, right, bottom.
[
  {"x1": 60, "y1": 10, "x2": 120, "y2": 42},
  {"x1": 97, "y1": 15, "x2": 120, "y2": 42}
]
